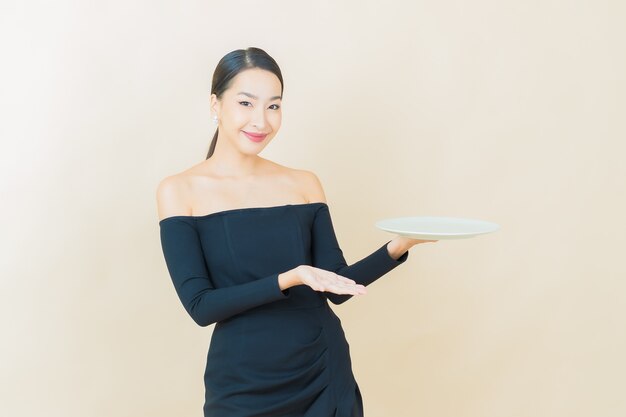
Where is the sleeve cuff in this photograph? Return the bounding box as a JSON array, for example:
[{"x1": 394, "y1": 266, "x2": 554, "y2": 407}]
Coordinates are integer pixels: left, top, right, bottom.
[
  {"x1": 270, "y1": 273, "x2": 291, "y2": 298},
  {"x1": 380, "y1": 240, "x2": 409, "y2": 266}
]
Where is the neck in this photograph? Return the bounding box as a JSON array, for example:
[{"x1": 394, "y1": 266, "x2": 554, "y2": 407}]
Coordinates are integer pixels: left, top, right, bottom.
[{"x1": 208, "y1": 134, "x2": 264, "y2": 178}]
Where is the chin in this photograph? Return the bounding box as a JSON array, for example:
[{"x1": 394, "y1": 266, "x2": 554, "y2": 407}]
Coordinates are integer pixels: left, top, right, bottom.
[{"x1": 241, "y1": 141, "x2": 270, "y2": 155}]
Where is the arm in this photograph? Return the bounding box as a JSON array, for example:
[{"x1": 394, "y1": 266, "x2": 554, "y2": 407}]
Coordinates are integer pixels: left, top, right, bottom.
[
  {"x1": 311, "y1": 203, "x2": 409, "y2": 305},
  {"x1": 159, "y1": 217, "x2": 291, "y2": 327}
]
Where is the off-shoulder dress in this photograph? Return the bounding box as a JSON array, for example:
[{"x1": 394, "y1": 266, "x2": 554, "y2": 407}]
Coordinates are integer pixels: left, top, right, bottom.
[{"x1": 159, "y1": 202, "x2": 409, "y2": 417}]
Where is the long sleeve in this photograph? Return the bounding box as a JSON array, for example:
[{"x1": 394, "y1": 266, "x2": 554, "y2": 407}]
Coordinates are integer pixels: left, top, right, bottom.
[
  {"x1": 159, "y1": 217, "x2": 291, "y2": 327},
  {"x1": 311, "y1": 204, "x2": 409, "y2": 305}
]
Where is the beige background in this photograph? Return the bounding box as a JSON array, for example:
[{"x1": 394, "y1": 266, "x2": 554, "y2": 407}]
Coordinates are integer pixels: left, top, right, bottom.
[{"x1": 1, "y1": 1, "x2": 625, "y2": 416}]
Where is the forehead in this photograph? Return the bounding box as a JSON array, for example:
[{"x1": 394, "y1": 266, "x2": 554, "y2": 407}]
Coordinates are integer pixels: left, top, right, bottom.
[{"x1": 228, "y1": 68, "x2": 282, "y2": 99}]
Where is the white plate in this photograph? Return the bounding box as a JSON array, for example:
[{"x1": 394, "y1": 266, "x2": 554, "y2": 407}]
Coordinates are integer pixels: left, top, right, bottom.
[{"x1": 375, "y1": 216, "x2": 500, "y2": 240}]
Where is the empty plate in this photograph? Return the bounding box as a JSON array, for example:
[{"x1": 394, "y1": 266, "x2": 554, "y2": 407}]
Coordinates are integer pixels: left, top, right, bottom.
[{"x1": 375, "y1": 216, "x2": 500, "y2": 240}]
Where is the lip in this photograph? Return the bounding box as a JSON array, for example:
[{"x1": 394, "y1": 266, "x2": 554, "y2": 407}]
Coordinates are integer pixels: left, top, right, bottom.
[{"x1": 243, "y1": 131, "x2": 268, "y2": 142}]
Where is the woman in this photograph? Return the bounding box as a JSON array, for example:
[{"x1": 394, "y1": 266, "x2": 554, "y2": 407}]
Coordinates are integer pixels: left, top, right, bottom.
[{"x1": 157, "y1": 47, "x2": 437, "y2": 417}]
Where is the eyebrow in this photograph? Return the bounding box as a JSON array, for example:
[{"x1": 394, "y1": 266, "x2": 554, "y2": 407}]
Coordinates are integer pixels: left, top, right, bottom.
[{"x1": 237, "y1": 91, "x2": 282, "y2": 101}]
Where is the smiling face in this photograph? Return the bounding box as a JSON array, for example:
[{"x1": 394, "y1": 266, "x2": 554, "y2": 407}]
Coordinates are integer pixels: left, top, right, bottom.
[{"x1": 210, "y1": 67, "x2": 283, "y2": 155}]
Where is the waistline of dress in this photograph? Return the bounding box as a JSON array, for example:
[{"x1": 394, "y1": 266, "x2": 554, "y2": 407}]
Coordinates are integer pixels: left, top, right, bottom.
[{"x1": 249, "y1": 300, "x2": 329, "y2": 313}]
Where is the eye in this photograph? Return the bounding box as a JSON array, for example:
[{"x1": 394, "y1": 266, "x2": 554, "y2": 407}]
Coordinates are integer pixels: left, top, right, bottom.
[
  {"x1": 239, "y1": 101, "x2": 252, "y2": 106},
  {"x1": 269, "y1": 104, "x2": 281, "y2": 110}
]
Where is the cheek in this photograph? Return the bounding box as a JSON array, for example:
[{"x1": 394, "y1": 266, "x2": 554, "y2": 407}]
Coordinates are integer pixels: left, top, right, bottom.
[
  {"x1": 269, "y1": 112, "x2": 282, "y2": 127},
  {"x1": 227, "y1": 107, "x2": 249, "y2": 126}
]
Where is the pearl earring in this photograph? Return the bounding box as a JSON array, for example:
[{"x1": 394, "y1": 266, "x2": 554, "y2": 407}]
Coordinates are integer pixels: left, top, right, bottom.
[{"x1": 212, "y1": 115, "x2": 218, "y2": 124}]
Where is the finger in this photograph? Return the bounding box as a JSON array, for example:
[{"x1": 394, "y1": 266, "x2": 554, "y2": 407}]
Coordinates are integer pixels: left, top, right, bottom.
[
  {"x1": 325, "y1": 282, "x2": 367, "y2": 295},
  {"x1": 325, "y1": 286, "x2": 363, "y2": 295},
  {"x1": 336, "y1": 276, "x2": 356, "y2": 284},
  {"x1": 309, "y1": 274, "x2": 366, "y2": 294},
  {"x1": 317, "y1": 274, "x2": 348, "y2": 286},
  {"x1": 318, "y1": 271, "x2": 354, "y2": 284},
  {"x1": 324, "y1": 278, "x2": 359, "y2": 290}
]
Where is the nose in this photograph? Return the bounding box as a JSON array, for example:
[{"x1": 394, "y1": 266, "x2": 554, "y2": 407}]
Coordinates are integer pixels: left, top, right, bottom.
[{"x1": 251, "y1": 106, "x2": 266, "y2": 129}]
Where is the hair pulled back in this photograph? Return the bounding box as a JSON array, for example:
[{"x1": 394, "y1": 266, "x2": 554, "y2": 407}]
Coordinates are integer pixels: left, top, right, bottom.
[{"x1": 206, "y1": 47, "x2": 284, "y2": 159}]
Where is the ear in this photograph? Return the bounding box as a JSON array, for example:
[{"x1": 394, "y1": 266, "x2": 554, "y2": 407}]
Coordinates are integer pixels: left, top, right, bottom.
[{"x1": 210, "y1": 94, "x2": 221, "y2": 117}]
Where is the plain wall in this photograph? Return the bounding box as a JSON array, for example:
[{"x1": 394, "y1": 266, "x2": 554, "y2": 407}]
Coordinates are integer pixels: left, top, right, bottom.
[{"x1": 1, "y1": 1, "x2": 625, "y2": 416}]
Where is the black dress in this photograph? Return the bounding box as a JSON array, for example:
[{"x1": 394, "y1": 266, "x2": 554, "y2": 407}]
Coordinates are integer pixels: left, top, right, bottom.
[{"x1": 159, "y1": 202, "x2": 409, "y2": 417}]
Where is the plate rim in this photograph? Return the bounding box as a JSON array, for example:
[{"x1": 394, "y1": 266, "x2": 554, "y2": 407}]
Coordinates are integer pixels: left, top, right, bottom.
[{"x1": 374, "y1": 216, "x2": 500, "y2": 237}]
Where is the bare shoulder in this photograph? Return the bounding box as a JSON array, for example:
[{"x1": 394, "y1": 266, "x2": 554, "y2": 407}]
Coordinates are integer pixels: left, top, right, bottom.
[
  {"x1": 259, "y1": 159, "x2": 327, "y2": 204},
  {"x1": 156, "y1": 173, "x2": 193, "y2": 221},
  {"x1": 291, "y1": 168, "x2": 327, "y2": 204}
]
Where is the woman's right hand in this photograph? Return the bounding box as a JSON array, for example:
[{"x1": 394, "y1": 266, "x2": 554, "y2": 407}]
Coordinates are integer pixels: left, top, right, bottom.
[{"x1": 279, "y1": 265, "x2": 367, "y2": 296}]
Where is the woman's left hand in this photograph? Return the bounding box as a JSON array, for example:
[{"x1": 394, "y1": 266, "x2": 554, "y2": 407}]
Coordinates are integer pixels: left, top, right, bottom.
[{"x1": 386, "y1": 236, "x2": 438, "y2": 260}]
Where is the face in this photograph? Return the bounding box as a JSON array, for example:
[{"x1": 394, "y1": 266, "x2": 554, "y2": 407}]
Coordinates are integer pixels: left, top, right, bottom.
[{"x1": 210, "y1": 68, "x2": 283, "y2": 154}]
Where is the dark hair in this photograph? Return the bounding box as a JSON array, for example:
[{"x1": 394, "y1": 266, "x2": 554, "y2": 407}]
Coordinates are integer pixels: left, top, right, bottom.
[{"x1": 206, "y1": 47, "x2": 284, "y2": 159}]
